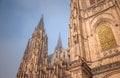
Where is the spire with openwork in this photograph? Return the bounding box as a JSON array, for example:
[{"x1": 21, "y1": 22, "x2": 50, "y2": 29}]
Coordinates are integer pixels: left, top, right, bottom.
[{"x1": 17, "y1": 15, "x2": 48, "y2": 78}]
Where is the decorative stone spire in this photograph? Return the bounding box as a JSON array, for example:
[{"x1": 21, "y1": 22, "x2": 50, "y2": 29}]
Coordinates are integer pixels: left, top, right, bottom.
[
  {"x1": 24, "y1": 38, "x2": 30, "y2": 54},
  {"x1": 32, "y1": 15, "x2": 45, "y2": 38},
  {"x1": 17, "y1": 14, "x2": 48, "y2": 78},
  {"x1": 55, "y1": 33, "x2": 63, "y2": 51},
  {"x1": 38, "y1": 14, "x2": 44, "y2": 29}
]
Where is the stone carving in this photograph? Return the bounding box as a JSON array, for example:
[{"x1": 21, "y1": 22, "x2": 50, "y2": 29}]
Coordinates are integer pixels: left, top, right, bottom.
[
  {"x1": 17, "y1": 0, "x2": 120, "y2": 78},
  {"x1": 92, "y1": 61, "x2": 120, "y2": 75},
  {"x1": 97, "y1": 24, "x2": 117, "y2": 50},
  {"x1": 84, "y1": 0, "x2": 115, "y2": 19}
]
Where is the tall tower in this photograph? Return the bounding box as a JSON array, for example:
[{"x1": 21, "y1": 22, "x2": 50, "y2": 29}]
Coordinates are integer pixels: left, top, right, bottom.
[
  {"x1": 51, "y1": 33, "x2": 63, "y2": 63},
  {"x1": 69, "y1": 0, "x2": 120, "y2": 62},
  {"x1": 68, "y1": 0, "x2": 87, "y2": 61},
  {"x1": 68, "y1": 0, "x2": 120, "y2": 78},
  {"x1": 16, "y1": 0, "x2": 120, "y2": 78},
  {"x1": 16, "y1": 16, "x2": 48, "y2": 78},
  {"x1": 55, "y1": 33, "x2": 63, "y2": 52}
]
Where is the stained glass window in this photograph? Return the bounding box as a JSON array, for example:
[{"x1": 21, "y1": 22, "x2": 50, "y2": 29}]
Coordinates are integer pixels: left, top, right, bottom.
[{"x1": 97, "y1": 24, "x2": 117, "y2": 50}]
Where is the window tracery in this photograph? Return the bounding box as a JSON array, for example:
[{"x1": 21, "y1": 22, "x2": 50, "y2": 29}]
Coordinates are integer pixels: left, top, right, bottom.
[{"x1": 96, "y1": 24, "x2": 117, "y2": 50}]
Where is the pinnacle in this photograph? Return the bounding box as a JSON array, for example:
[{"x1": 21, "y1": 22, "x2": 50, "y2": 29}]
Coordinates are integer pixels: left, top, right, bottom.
[
  {"x1": 32, "y1": 14, "x2": 46, "y2": 38},
  {"x1": 37, "y1": 14, "x2": 44, "y2": 29},
  {"x1": 55, "y1": 33, "x2": 63, "y2": 51}
]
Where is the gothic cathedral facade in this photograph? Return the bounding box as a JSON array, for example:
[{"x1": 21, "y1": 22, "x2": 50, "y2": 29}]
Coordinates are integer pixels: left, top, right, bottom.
[{"x1": 17, "y1": 0, "x2": 120, "y2": 78}]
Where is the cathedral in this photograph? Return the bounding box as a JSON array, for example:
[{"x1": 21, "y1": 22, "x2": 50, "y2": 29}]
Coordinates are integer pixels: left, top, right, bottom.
[{"x1": 17, "y1": 0, "x2": 120, "y2": 78}]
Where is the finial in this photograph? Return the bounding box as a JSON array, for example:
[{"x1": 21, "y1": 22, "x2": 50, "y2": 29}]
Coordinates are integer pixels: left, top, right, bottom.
[
  {"x1": 55, "y1": 32, "x2": 63, "y2": 51},
  {"x1": 37, "y1": 14, "x2": 44, "y2": 29}
]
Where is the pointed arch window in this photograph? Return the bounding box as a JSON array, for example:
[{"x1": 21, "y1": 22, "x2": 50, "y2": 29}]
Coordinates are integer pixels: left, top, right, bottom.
[{"x1": 96, "y1": 24, "x2": 117, "y2": 50}]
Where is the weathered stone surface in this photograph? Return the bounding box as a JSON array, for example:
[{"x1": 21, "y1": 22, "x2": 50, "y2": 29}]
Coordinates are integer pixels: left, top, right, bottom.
[{"x1": 17, "y1": 0, "x2": 120, "y2": 78}]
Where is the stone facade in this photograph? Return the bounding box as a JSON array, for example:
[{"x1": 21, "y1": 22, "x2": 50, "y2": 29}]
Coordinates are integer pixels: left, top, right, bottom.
[
  {"x1": 17, "y1": 0, "x2": 120, "y2": 78},
  {"x1": 16, "y1": 16, "x2": 48, "y2": 78}
]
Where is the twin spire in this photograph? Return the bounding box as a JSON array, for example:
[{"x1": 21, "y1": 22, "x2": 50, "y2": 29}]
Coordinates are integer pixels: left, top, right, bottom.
[
  {"x1": 35, "y1": 15, "x2": 63, "y2": 51},
  {"x1": 39, "y1": 15, "x2": 63, "y2": 52}
]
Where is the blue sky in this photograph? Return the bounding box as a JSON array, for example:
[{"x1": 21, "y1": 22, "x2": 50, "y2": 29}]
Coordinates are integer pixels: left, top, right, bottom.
[{"x1": 0, "y1": 0, "x2": 70, "y2": 78}]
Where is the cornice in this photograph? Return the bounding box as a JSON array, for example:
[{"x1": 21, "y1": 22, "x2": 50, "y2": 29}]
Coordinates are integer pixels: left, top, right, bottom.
[{"x1": 91, "y1": 61, "x2": 120, "y2": 75}]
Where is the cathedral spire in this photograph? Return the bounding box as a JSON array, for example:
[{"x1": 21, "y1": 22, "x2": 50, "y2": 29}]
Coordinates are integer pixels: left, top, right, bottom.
[
  {"x1": 32, "y1": 15, "x2": 45, "y2": 38},
  {"x1": 37, "y1": 14, "x2": 44, "y2": 29},
  {"x1": 24, "y1": 38, "x2": 30, "y2": 53},
  {"x1": 55, "y1": 33, "x2": 63, "y2": 51}
]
